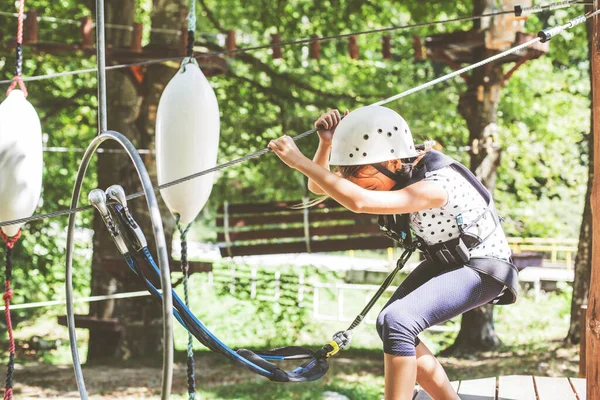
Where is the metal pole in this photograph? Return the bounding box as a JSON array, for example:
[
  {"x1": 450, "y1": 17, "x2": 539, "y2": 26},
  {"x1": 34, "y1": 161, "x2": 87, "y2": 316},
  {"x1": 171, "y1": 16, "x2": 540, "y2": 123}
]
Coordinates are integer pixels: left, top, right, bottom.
[{"x1": 95, "y1": 0, "x2": 107, "y2": 133}]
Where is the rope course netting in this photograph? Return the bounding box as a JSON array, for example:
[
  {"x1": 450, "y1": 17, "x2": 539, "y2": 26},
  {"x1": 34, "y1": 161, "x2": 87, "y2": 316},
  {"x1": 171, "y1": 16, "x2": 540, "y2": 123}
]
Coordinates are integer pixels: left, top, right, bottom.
[{"x1": 0, "y1": 1, "x2": 598, "y2": 399}]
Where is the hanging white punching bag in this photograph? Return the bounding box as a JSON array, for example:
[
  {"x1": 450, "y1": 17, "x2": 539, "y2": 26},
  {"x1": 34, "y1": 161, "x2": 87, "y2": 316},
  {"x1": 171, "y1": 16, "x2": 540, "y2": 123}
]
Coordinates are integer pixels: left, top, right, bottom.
[
  {"x1": 156, "y1": 58, "x2": 220, "y2": 225},
  {"x1": 0, "y1": 90, "x2": 43, "y2": 237}
]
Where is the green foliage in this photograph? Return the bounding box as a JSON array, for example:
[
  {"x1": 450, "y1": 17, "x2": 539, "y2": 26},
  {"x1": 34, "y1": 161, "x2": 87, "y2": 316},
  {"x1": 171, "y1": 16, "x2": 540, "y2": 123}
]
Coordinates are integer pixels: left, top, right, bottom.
[{"x1": 0, "y1": 0, "x2": 592, "y2": 328}]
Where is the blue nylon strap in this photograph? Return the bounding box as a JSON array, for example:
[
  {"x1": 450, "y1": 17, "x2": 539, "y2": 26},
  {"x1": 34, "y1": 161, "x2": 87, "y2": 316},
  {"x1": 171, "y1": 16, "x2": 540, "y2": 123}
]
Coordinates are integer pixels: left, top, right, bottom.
[{"x1": 138, "y1": 248, "x2": 331, "y2": 381}]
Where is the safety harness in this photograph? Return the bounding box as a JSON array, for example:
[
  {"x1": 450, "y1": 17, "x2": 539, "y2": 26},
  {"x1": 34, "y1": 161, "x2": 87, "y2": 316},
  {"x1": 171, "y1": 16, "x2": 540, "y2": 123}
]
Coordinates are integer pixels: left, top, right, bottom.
[
  {"x1": 375, "y1": 149, "x2": 518, "y2": 304},
  {"x1": 375, "y1": 150, "x2": 500, "y2": 263}
]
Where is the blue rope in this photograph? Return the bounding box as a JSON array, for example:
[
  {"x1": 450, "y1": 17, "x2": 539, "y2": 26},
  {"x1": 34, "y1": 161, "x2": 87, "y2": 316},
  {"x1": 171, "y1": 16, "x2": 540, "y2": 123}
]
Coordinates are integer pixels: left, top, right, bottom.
[{"x1": 176, "y1": 215, "x2": 195, "y2": 400}]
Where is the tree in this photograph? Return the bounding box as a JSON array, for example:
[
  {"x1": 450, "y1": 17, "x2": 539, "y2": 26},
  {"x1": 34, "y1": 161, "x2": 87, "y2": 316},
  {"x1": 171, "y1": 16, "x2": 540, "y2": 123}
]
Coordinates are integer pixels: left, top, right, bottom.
[
  {"x1": 566, "y1": 13, "x2": 594, "y2": 345},
  {"x1": 88, "y1": 0, "x2": 182, "y2": 361}
]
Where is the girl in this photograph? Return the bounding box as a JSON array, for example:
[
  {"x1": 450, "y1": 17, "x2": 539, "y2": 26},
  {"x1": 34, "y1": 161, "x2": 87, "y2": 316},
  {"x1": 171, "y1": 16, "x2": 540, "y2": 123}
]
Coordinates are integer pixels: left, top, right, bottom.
[{"x1": 267, "y1": 106, "x2": 518, "y2": 400}]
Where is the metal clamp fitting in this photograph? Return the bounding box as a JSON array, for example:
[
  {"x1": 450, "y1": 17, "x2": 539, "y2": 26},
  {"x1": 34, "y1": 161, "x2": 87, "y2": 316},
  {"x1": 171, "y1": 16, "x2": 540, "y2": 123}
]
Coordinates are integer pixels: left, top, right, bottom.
[{"x1": 332, "y1": 330, "x2": 353, "y2": 352}]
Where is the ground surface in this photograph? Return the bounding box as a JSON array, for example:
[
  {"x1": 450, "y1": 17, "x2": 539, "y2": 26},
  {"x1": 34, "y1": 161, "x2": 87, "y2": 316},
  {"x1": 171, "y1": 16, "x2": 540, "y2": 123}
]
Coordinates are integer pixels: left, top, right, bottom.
[{"x1": 10, "y1": 339, "x2": 580, "y2": 399}]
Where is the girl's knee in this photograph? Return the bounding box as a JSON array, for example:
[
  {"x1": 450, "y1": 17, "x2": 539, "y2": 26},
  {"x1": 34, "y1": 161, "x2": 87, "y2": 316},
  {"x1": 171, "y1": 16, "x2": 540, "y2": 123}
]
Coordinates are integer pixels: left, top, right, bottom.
[{"x1": 376, "y1": 308, "x2": 421, "y2": 356}]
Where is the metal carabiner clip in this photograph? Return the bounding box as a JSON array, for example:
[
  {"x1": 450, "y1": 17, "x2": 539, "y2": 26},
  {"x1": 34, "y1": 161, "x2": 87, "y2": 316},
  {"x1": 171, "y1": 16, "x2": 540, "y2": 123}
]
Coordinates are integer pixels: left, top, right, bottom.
[
  {"x1": 105, "y1": 185, "x2": 147, "y2": 252},
  {"x1": 88, "y1": 189, "x2": 129, "y2": 255}
]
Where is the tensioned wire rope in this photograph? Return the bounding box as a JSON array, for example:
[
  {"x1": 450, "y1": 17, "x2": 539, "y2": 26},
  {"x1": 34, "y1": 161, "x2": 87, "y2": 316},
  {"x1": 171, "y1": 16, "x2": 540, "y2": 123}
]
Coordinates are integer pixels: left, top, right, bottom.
[
  {"x1": 0, "y1": 0, "x2": 589, "y2": 86},
  {"x1": 0, "y1": 8, "x2": 598, "y2": 231}
]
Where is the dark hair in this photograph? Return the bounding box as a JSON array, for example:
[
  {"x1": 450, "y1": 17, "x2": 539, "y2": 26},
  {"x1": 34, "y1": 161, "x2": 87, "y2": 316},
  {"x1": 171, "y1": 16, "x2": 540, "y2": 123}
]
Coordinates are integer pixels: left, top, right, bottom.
[{"x1": 335, "y1": 161, "x2": 392, "y2": 179}]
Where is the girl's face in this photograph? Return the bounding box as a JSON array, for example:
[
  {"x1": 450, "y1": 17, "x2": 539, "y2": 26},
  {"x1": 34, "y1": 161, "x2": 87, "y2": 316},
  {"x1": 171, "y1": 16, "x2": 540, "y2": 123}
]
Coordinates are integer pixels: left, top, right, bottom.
[{"x1": 346, "y1": 160, "x2": 402, "y2": 191}]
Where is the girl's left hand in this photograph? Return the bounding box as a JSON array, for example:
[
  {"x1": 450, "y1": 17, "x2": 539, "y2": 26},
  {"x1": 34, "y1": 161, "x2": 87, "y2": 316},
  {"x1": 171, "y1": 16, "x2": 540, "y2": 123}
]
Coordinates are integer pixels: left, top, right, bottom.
[{"x1": 268, "y1": 135, "x2": 307, "y2": 169}]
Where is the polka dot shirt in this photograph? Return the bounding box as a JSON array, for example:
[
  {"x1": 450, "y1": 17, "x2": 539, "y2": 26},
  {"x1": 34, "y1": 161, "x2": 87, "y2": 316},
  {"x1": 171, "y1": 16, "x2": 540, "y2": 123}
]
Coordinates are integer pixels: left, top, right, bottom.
[{"x1": 409, "y1": 166, "x2": 512, "y2": 262}]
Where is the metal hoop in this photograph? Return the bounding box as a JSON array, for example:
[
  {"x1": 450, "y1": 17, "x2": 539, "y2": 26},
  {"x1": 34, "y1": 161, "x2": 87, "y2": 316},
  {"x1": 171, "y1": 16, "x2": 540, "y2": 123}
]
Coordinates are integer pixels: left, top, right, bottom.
[{"x1": 65, "y1": 131, "x2": 173, "y2": 400}]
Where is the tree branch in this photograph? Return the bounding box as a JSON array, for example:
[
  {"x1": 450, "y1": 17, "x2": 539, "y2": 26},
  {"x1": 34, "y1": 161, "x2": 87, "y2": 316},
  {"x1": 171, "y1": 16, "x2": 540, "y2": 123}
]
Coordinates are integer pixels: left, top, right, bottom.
[{"x1": 198, "y1": 0, "x2": 225, "y2": 31}]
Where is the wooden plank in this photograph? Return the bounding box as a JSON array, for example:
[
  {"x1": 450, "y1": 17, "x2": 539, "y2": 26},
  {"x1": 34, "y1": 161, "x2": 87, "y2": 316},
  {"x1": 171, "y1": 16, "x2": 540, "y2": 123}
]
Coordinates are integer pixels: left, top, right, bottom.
[
  {"x1": 217, "y1": 210, "x2": 373, "y2": 226},
  {"x1": 413, "y1": 381, "x2": 458, "y2": 400},
  {"x1": 498, "y1": 375, "x2": 536, "y2": 400},
  {"x1": 534, "y1": 377, "x2": 577, "y2": 400},
  {"x1": 218, "y1": 236, "x2": 396, "y2": 257},
  {"x1": 569, "y1": 378, "x2": 586, "y2": 400},
  {"x1": 217, "y1": 199, "x2": 342, "y2": 213},
  {"x1": 413, "y1": 388, "x2": 433, "y2": 400},
  {"x1": 457, "y1": 377, "x2": 495, "y2": 400},
  {"x1": 216, "y1": 223, "x2": 382, "y2": 242},
  {"x1": 57, "y1": 315, "x2": 121, "y2": 332}
]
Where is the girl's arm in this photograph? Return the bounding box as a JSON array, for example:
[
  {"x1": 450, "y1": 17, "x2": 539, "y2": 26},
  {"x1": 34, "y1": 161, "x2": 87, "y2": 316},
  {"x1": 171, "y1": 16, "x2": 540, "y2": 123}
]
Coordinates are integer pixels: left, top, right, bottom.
[
  {"x1": 296, "y1": 157, "x2": 447, "y2": 214},
  {"x1": 268, "y1": 135, "x2": 447, "y2": 214},
  {"x1": 307, "y1": 140, "x2": 333, "y2": 195},
  {"x1": 307, "y1": 109, "x2": 348, "y2": 195}
]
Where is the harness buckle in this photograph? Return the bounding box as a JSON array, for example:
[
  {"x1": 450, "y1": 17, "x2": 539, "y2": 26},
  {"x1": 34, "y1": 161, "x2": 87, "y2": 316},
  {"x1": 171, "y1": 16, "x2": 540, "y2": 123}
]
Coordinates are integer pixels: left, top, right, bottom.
[
  {"x1": 325, "y1": 330, "x2": 353, "y2": 358},
  {"x1": 325, "y1": 340, "x2": 340, "y2": 358}
]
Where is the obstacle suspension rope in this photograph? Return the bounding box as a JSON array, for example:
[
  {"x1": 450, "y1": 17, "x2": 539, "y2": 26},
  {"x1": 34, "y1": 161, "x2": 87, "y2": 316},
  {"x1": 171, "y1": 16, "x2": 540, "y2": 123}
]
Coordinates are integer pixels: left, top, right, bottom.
[
  {"x1": 2, "y1": 2, "x2": 29, "y2": 398},
  {"x1": 0, "y1": 0, "x2": 589, "y2": 87},
  {"x1": 175, "y1": 215, "x2": 196, "y2": 400},
  {"x1": 186, "y1": 0, "x2": 196, "y2": 58},
  {"x1": 0, "y1": 231, "x2": 21, "y2": 400},
  {"x1": 6, "y1": 0, "x2": 27, "y2": 96}
]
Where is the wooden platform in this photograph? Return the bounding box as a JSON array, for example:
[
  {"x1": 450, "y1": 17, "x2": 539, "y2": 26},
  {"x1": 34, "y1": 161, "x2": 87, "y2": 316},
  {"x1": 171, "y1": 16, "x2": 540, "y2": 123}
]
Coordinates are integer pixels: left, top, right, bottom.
[{"x1": 413, "y1": 376, "x2": 586, "y2": 400}]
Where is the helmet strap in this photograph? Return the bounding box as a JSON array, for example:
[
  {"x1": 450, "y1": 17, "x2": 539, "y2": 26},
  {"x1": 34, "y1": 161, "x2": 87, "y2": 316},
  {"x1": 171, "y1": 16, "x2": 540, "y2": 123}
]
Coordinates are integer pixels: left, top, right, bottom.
[{"x1": 372, "y1": 162, "x2": 413, "y2": 190}]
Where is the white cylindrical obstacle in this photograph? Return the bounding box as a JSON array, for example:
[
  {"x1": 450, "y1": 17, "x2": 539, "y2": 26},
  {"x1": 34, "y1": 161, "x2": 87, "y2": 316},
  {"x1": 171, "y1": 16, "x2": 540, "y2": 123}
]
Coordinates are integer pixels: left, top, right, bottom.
[
  {"x1": 0, "y1": 90, "x2": 43, "y2": 237},
  {"x1": 156, "y1": 58, "x2": 220, "y2": 225}
]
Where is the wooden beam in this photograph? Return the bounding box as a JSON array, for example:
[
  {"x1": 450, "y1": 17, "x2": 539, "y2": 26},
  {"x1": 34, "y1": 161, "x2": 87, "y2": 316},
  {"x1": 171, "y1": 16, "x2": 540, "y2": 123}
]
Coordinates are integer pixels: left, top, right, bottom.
[
  {"x1": 23, "y1": 11, "x2": 38, "y2": 45},
  {"x1": 382, "y1": 35, "x2": 391, "y2": 59},
  {"x1": 348, "y1": 35, "x2": 359, "y2": 59},
  {"x1": 309, "y1": 34, "x2": 320, "y2": 59},
  {"x1": 130, "y1": 22, "x2": 143, "y2": 53},
  {"x1": 589, "y1": 1, "x2": 600, "y2": 398},
  {"x1": 580, "y1": 304, "x2": 588, "y2": 378},
  {"x1": 57, "y1": 315, "x2": 121, "y2": 332},
  {"x1": 225, "y1": 29, "x2": 236, "y2": 55},
  {"x1": 412, "y1": 36, "x2": 424, "y2": 59},
  {"x1": 271, "y1": 33, "x2": 282, "y2": 59}
]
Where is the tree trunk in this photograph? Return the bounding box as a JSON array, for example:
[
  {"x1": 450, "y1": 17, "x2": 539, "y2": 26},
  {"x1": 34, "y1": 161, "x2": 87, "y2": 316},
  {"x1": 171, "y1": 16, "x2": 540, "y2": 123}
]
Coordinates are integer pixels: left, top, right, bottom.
[
  {"x1": 88, "y1": 0, "x2": 180, "y2": 362},
  {"x1": 443, "y1": 0, "x2": 504, "y2": 354},
  {"x1": 566, "y1": 12, "x2": 595, "y2": 345}
]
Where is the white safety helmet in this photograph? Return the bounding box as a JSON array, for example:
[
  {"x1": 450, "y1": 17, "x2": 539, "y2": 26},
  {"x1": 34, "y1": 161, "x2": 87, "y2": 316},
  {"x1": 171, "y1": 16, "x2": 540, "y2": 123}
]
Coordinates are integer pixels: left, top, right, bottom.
[{"x1": 329, "y1": 106, "x2": 418, "y2": 166}]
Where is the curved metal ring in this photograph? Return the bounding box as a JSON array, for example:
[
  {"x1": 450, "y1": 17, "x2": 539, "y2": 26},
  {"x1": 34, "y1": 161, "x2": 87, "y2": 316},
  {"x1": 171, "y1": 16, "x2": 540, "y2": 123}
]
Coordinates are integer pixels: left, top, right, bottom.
[{"x1": 65, "y1": 131, "x2": 173, "y2": 400}]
